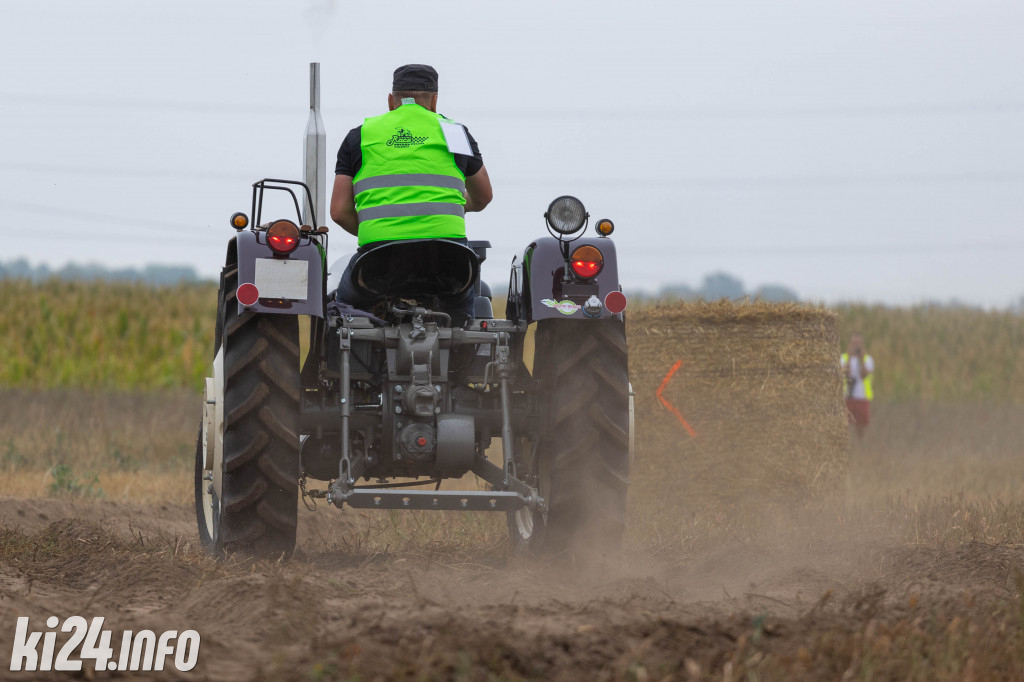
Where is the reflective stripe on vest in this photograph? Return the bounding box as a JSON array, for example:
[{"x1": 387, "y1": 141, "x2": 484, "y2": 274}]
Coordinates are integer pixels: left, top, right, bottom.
[
  {"x1": 841, "y1": 353, "x2": 874, "y2": 401},
  {"x1": 353, "y1": 173, "x2": 466, "y2": 195},
  {"x1": 357, "y1": 201, "x2": 465, "y2": 223},
  {"x1": 354, "y1": 103, "x2": 467, "y2": 246}
]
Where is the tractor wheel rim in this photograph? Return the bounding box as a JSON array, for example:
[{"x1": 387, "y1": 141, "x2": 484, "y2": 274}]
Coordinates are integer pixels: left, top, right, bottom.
[
  {"x1": 200, "y1": 420, "x2": 219, "y2": 541},
  {"x1": 514, "y1": 506, "x2": 534, "y2": 539}
]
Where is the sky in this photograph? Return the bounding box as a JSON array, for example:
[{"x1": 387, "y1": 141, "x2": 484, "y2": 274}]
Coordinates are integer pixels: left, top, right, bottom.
[{"x1": 2, "y1": 0, "x2": 1023, "y2": 307}]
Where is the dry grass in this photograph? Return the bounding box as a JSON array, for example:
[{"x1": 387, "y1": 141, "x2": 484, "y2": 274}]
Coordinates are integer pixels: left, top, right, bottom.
[
  {"x1": 0, "y1": 388, "x2": 196, "y2": 504},
  {"x1": 850, "y1": 401, "x2": 1024, "y2": 505},
  {"x1": 627, "y1": 399, "x2": 1024, "y2": 554}
]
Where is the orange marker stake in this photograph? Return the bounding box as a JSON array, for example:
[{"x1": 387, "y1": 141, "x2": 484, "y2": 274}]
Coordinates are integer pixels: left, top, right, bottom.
[{"x1": 656, "y1": 360, "x2": 697, "y2": 438}]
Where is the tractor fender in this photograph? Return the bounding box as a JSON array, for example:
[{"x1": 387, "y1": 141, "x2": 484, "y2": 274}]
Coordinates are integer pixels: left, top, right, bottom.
[
  {"x1": 232, "y1": 230, "x2": 325, "y2": 318},
  {"x1": 509, "y1": 236, "x2": 624, "y2": 323}
]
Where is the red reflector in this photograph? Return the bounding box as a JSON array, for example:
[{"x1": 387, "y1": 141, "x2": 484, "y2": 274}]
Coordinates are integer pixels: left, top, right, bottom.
[
  {"x1": 481, "y1": 321, "x2": 488, "y2": 329},
  {"x1": 572, "y1": 260, "x2": 601, "y2": 278},
  {"x1": 605, "y1": 290, "x2": 627, "y2": 314},
  {"x1": 237, "y1": 283, "x2": 260, "y2": 306}
]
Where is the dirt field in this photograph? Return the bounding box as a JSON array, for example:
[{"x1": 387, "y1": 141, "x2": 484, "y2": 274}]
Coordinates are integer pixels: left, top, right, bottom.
[{"x1": 2, "y1": 393, "x2": 1024, "y2": 680}]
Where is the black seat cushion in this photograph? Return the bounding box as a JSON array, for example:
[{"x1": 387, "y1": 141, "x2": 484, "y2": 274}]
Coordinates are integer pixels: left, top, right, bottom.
[{"x1": 350, "y1": 239, "x2": 480, "y2": 300}]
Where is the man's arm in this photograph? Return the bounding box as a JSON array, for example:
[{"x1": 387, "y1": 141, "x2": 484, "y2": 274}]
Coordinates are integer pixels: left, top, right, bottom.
[
  {"x1": 330, "y1": 175, "x2": 359, "y2": 237},
  {"x1": 860, "y1": 355, "x2": 873, "y2": 379},
  {"x1": 464, "y1": 165, "x2": 492, "y2": 213}
]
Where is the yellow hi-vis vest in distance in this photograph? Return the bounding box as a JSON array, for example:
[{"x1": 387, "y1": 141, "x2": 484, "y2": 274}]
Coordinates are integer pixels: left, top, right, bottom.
[
  {"x1": 841, "y1": 353, "x2": 874, "y2": 401},
  {"x1": 353, "y1": 102, "x2": 467, "y2": 246}
]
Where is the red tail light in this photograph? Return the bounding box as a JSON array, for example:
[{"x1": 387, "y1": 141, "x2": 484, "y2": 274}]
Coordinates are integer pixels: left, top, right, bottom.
[
  {"x1": 267, "y1": 220, "x2": 300, "y2": 254},
  {"x1": 570, "y1": 245, "x2": 604, "y2": 279}
]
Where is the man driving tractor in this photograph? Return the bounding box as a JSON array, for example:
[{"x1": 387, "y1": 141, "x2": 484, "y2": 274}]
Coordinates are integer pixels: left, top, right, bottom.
[{"x1": 329, "y1": 64, "x2": 493, "y2": 323}]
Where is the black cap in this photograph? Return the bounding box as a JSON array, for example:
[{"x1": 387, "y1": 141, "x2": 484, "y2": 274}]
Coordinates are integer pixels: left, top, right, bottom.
[{"x1": 392, "y1": 64, "x2": 438, "y2": 92}]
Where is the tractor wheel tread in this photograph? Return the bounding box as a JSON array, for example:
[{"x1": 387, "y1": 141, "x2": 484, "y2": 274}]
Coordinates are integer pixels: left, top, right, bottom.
[
  {"x1": 218, "y1": 517, "x2": 263, "y2": 545},
  {"x1": 259, "y1": 405, "x2": 298, "y2": 445},
  {"x1": 257, "y1": 451, "x2": 299, "y2": 492},
  {"x1": 260, "y1": 356, "x2": 302, "y2": 402},
  {"x1": 223, "y1": 431, "x2": 269, "y2": 472},
  {"x1": 509, "y1": 318, "x2": 629, "y2": 557},
  {"x1": 258, "y1": 317, "x2": 301, "y2": 360},
  {"x1": 225, "y1": 309, "x2": 255, "y2": 337},
  {"x1": 201, "y1": 275, "x2": 300, "y2": 559},
  {"x1": 221, "y1": 476, "x2": 267, "y2": 513},
  {"x1": 225, "y1": 382, "x2": 270, "y2": 425},
  {"x1": 225, "y1": 337, "x2": 269, "y2": 380},
  {"x1": 257, "y1": 498, "x2": 297, "y2": 532}
]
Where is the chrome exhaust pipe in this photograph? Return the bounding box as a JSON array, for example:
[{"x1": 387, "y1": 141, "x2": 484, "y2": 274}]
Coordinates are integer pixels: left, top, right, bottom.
[{"x1": 303, "y1": 62, "x2": 327, "y2": 227}]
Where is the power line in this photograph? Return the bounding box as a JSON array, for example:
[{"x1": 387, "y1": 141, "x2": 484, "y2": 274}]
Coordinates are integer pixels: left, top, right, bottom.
[
  {"x1": 0, "y1": 200, "x2": 221, "y2": 235},
  {"x1": 504, "y1": 171, "x2": 1024, "y2": 188},
  {"x1": 4, "y1": 92, "x2": 1024, "y2": 120},
  {"x1": 7, "y1": 196, "x2": 1022, "y2": 257},
  {"x1": 5, "y1": 161, "x2": 1024, "y2": 189},
  {"x1": 0, "y1": 162, "x2": 253, "y2": 182},
  {"x1": 463, "y1": 102, "x2": 1024, "y2": 121},
  {"x1": 635, "y1": 240, "x2": 1024, "y2": 256}
]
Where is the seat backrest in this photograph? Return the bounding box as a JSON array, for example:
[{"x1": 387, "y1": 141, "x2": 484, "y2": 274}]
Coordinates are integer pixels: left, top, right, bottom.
[{"x1": 350, "y1": 239, "x2": 480, "y2": 300}]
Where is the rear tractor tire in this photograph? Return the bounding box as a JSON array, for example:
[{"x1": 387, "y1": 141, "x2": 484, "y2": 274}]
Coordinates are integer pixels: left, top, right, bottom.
[
  {"x1": 509, "y1": 318, "x2": 630, "y2": 557},
  {"x1": 196, "y1": 267, "x2": 301, "y2": 559}
]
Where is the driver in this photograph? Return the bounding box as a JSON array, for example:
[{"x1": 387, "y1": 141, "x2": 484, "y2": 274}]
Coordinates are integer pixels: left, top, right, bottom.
[{"x1": 330, "y1": 64, "x2": 492, "y2": 322}]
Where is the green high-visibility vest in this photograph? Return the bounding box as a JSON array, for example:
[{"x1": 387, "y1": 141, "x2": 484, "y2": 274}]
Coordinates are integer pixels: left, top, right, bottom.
[
  {"x1": 841, "y1": 353, "x2": 874, "y2": 401},
  {"x1": 353, "y1": 102, "x2": 467, "y2": 246}
]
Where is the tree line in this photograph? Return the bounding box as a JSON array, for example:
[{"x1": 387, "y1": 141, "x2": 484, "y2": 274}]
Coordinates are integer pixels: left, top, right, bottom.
[{"x1": 0, "y1": 259, "x2": 205, "y2": 286}]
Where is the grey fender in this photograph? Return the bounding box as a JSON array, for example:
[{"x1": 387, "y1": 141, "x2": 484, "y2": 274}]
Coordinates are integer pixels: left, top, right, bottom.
[
  {"x1": 507, "y1": 236, "x2": 624, "y2": 324},
  {"x1": 233, "y1": 230, "x2": 325, "y2": 317}
]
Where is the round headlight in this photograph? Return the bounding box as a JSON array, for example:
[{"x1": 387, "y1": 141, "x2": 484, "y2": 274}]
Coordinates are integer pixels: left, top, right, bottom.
[{"x1": 545, "y1": 196, "x2": 588, "y2": 236}]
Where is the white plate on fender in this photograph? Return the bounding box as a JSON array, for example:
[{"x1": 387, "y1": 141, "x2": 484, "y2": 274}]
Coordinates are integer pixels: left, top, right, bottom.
[{"x1": 254, "y1": 258, "x2": 308, "y2": 300}]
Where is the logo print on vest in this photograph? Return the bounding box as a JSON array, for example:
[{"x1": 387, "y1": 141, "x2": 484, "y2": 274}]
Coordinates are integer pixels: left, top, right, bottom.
[{"x1": 386, "y1": 128, "x2": 428, "y2": 148}]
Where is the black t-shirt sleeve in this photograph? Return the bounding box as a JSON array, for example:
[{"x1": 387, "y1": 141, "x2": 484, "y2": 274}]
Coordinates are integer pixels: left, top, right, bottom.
[
  {"x1": 334, "y1": 126, "x2": 362, "y2": 176},
  {"x1": 455, "y1": 126, "x2": 484, "y2": 177}
]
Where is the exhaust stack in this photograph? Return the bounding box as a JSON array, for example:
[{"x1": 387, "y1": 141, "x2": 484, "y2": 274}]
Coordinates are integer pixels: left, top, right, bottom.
[{"x1": 303, "y1": 62, "x2": 327, "y2": 227}]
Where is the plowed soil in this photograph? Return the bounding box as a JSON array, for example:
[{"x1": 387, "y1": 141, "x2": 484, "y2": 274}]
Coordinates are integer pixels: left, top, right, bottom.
[{"x1": 2, "y1": 494, "x2": 1022, "y2": 681}]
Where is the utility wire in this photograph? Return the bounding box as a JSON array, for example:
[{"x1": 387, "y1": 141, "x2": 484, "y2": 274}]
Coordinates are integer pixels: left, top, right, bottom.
[
  {"x1": 0, "y1": 162, "x2": 254, "y2": 182},
  {"x1": 634, "y1": 241, "x2": 1024, "y2": 256},
  {"x1": 507, "y1": 172, "x2": 1024, "y2": 188},
  {"x1": 4, "y1": 92, "x2": 1024, "y2": 120},
  {"x1": 0, "y1": 200, "x2": 222, "y2": 236},
  {"x1": 4, "y1": 162, "x2": 1024, "y2": 188},
  {"x1": 6, "y1": 199, "x2": 1022, "y2": 256}
]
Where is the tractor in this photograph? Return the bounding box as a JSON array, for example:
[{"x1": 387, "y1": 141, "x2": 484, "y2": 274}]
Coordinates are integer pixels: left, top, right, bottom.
[{"x1": 195, "y1": 65, "x2": 631, "y2": 559}]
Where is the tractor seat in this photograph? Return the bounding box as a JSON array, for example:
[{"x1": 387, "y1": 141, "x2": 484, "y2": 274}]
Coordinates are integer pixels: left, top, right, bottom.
[{"x1": 350, "y1": 239, "x2": 480, "y2": 301}]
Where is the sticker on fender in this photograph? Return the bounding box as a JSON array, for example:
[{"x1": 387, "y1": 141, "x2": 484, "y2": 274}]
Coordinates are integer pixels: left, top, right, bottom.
[
  {"x1": 541, "y1": 299, "x2": 581, "y2": 315},
  {"x1": 255, "y1": 258, "x2": 308, "y2": 300},
  {"x1": 9, "y1": 616, "x2": 200, "y2": 672}
]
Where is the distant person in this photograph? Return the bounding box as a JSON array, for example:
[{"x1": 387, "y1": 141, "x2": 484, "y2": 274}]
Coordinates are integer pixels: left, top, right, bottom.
[{"x1": 841, "y1": 333, "x2": 874, "y2": 440}]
